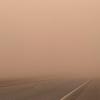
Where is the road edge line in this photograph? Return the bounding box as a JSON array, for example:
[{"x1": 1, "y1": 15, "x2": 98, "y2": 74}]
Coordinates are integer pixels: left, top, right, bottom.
[{"x1": 60, "y1": 80, "x2": 90, "y2": 100}]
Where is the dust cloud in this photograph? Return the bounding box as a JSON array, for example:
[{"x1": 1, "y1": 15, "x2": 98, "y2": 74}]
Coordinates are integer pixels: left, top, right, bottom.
[{"x1": 0, "y1": 0, "x2": 100, "y2": 78}]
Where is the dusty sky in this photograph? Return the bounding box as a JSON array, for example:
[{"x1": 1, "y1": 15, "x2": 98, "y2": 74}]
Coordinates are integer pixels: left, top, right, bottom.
[{"x1": 0, "y1": 0, "x2": 100, "y2": 78}]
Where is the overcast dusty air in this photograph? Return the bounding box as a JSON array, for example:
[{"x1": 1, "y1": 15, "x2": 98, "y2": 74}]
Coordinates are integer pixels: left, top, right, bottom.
[
  {"x1": 0, "y1": 0, "x2": 100, "y2": 78},
  {"x1": 0, "y1": 0, "x2": 100, "y2": 100}
]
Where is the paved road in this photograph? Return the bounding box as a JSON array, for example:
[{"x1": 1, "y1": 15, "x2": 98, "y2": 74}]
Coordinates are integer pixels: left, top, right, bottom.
[
  {"x1": 0, "y1": 78, "x2": 84, "y2": 100},
  {"x1": 76, "y1": 79, "x2": 100, "y2": 100}
]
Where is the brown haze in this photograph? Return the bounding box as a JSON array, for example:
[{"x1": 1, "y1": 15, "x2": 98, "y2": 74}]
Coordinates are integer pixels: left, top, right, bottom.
[{"x1": 0, "y1": 0, "x2": 100, "y2": 78}]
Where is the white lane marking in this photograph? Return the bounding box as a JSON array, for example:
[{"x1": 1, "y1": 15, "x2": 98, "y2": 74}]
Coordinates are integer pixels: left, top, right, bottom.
[{"x1": 60, "y1": 80, "x2": 90, "y2": 100}]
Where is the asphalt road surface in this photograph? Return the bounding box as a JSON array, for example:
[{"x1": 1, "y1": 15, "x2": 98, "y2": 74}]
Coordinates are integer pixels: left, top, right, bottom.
[
  {"x1": 76, "y1": 79, "x2": 100, "y2": 100},
  {"x1": 0, "y1": 78, "x2": 84, "y2": 100}
]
